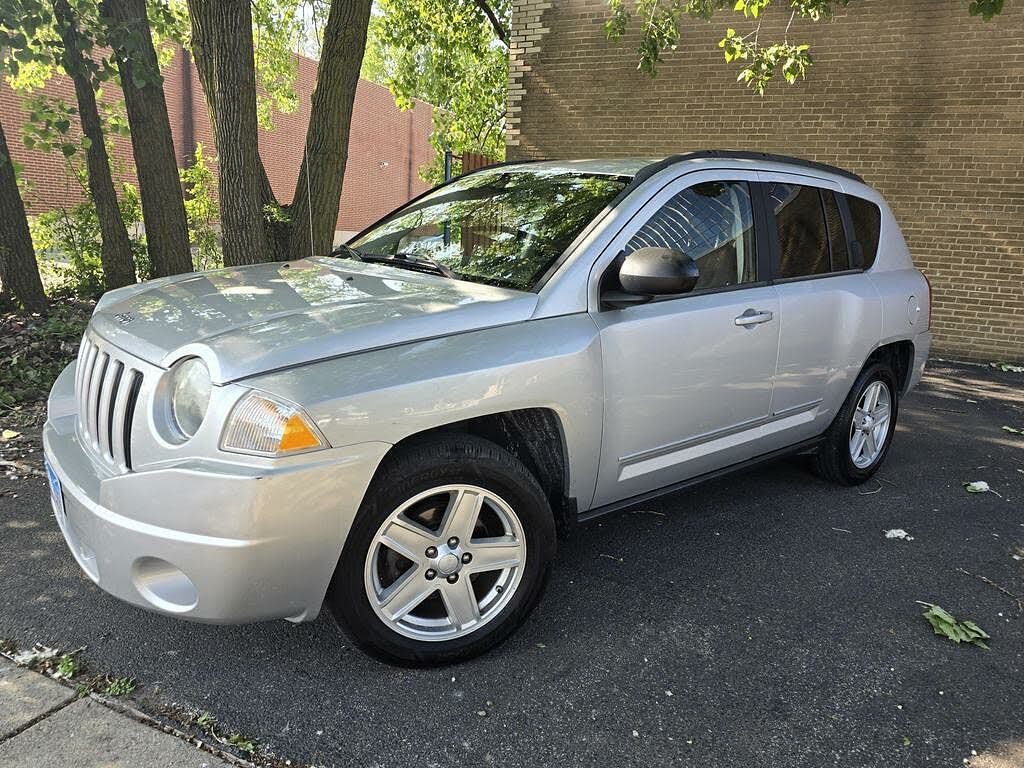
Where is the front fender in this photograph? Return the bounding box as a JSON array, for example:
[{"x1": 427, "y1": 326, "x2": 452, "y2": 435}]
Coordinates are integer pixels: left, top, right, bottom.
[{"x1": 243, "y1": 315, "x2": 605, "y2": 510}]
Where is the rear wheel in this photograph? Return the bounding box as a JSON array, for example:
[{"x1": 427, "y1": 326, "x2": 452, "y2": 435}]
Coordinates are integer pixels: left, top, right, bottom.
[
  {"x1": 329, "y1": 435, "x2": 556, "y2": 665},
  {"x1": 814, "y1": 362, "x2": 899, "y2": 485}
]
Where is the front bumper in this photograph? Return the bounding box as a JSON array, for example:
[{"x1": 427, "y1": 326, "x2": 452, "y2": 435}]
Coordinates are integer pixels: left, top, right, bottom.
[{"x1": 43, "y1": 362, "x2": 390, "y2": 624}]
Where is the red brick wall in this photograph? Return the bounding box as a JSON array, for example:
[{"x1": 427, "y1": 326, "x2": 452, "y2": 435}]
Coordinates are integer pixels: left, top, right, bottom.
[
  {"x1": 508, "y1": 0, "x2": 1024, "y2": 361},
  {"x1": 1, "y1": 47, "x2": 434, "y2": 234}
]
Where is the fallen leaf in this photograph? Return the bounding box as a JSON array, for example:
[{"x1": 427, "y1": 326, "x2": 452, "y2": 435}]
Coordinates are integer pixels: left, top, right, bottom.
[
  {"x1": 991, "y1": 361, "x2": 1024, "y2": 373},
  {"x1": 963, "y1": 481, "x2": 991, "y2": 493},
  {"x1": 1002, "y1": 426, "x2": 1024, "y2": 435},
  {"x1": 1, "y1": 430, "x2": 20, "y2": 440},
  {"x1": 918, "y1": 602, "x2": 990, "y2": 649}
]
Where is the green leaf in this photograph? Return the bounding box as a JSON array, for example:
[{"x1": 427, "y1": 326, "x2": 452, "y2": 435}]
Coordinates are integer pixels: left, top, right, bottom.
[
  {"x1": 59, "y1": 143, "x2": 76, "y2": 157},
  {"x1": 919, "y1": 603, "x2": 990, "y2": 650}
]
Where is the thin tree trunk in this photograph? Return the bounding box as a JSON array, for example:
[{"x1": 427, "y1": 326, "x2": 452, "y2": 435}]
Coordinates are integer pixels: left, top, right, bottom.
[
  {"x1": 52, "y1": 0, "x2": 136, "y2": 291},
  {"x1": 102, "y1": 0, "x2": 192, "y2": 278},
  {"x1": 0, "y1": 120, "x2": 47, "y2": 313},
  {"x1": 187, "y1": 11, "x2": 286, "y2": 261},
  {"x1": 187, "y1": 0, "x2": 270, "y2": 266},
  {"x1": 287, "y1": 0, "x2": 372, "y2": 261}
]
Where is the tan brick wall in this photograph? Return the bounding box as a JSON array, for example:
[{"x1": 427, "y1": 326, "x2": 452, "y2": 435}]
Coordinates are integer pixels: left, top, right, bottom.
[
  {"x1": 0, "y1": 47, "x2": 434, "y2": 235},
  {"x1": 508, "y1": 0, "x2": 1024, "y2": 362}
]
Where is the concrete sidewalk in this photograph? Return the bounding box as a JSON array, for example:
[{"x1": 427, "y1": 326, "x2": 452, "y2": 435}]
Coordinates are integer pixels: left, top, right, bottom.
[{"x1": 0, "y1": 658, "x2": 234, "y2": 768}]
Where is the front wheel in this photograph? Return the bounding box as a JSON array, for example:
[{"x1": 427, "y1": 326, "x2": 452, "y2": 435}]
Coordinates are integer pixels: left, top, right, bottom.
[
  {"x1": 814, "y1": 362, "x2": 899, "y2": 485},
  {"x1": 329, "y1": 435, "x2": 556, "y2": 665}
]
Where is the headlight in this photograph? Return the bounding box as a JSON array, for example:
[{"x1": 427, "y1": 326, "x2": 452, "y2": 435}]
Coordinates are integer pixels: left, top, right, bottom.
[
  {"x1": 221, "y1": 392, "x2": 327, "y2": 456},
  {"x1": 168, "y1": 358, "x2": 211, "y2": 440}
]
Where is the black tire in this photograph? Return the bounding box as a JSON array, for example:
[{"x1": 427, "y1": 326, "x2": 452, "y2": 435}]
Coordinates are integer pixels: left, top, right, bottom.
[
  {"x1": 813, "y1": 361, "x2": 900, "y2": 485},
  {"x1": 328, "y1": 434, "x2": 556, "y2": 665}
]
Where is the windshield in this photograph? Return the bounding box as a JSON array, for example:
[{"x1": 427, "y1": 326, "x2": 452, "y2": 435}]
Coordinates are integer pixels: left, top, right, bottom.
[{"x1": 349, "y1": 167, "x2": 630, "y2": 291}]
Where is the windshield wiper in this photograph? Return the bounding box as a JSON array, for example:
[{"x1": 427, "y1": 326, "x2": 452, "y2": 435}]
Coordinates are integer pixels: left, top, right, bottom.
[
  {"x1": 330, "y1": 242, "x2": 364, "y2": 261},
  {"x1": 358, "y1": 252, "x2": 457, "y2": 280}
]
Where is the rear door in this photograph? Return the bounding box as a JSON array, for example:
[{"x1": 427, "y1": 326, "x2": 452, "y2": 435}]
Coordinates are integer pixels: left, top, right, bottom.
[
  {"x1": 590, "y1": 170, "x2": 782, "y2": 507},
  {"x1": 758, "y1": 173, "x2": 882, "y2": 445}
]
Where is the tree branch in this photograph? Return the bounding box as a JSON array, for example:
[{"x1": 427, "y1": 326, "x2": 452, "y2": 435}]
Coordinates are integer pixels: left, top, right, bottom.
[{"x1": 474, "y1": 0, "x2": 508, "y2": 45}]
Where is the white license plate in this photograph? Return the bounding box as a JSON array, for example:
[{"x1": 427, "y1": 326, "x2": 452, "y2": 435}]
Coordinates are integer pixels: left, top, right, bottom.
[{"x1": 44, "y1": 455, "x2": 65, "y2": 519}]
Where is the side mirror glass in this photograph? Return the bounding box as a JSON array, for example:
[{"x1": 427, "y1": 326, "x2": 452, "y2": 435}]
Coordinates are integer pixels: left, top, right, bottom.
[{"x1": 604, "y1": 247, "x2": 700, "y2": 308}]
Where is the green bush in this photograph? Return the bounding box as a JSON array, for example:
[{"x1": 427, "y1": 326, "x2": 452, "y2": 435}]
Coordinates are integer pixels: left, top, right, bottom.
[
  {"x1": 29, "y1": 177, "x2": 149, "y2": 300},
  {"x1": 180, "y1": 144, "x2": 222, "y2": 272}
]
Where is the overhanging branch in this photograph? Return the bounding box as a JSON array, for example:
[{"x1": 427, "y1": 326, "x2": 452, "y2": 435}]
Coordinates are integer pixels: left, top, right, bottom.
[{"x1": 474, "y1": 0, "x2": 508, "y2": 45}]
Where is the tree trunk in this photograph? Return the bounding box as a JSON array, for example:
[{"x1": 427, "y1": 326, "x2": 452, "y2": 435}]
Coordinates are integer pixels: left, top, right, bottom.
[
  {"x1": 102, "y1": 0, "x2": 193, "y2": 278},
  {"x1": 52, "y1": 0, "x2": 136, "y2": 291},
  {"x1": 0, "y1": 120, "x2": 47, "y2": 313},
  {"x1": 187, "y1": 0, "x2": 270, "y2": 266},
  {"x1": 287, "y1": 0, "x2": 372, "y2": 261}
]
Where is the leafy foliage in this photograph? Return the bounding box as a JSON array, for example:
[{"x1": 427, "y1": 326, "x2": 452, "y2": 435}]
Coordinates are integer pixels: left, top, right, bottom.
[
  {"x1": 179, "y1": 143, "x2": 222, "y2": 271},
  {"x1": 605, "y1": 0, "x2": 1005, "y2": 91},
  {"x1": 55, "y1": 653, "x2": 79, "y2": 679},
  {"x1": 366, "y1": 0, "x2": 509, "y2": 180},
  {"x1": 251, "y1": 0, "x2": 301, "y2": 130},
  {"x1": 0, "y1": 298, "x2": 90, "y2": 407},
  {"x1": 29, "y1": 168, "x2": 148, "y2": 298},
  {"x1": 919, "y1": 603, "x2": 990, "y2": 649},
  {"x1": 103, "y1": 676, "x2": 136, "y2": 696}
]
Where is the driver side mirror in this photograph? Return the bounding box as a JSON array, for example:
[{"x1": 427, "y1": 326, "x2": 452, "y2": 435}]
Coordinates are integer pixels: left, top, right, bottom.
[{"x1": 603, "y1": 247, "x2": 700, "y2": 309}]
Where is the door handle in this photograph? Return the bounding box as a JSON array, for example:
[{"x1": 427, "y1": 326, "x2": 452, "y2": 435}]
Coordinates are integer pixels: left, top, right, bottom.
[{"x1": 734, "y1": 308, "x2": 774, "y2": 327}]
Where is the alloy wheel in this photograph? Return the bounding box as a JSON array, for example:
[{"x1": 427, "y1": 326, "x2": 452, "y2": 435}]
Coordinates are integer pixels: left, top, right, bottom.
[
  {"x1": 848, "y1": 380, "x2": 892, "y2": 469},
  {"x1": 363, "y1": 485, "x2": 526, "y2": 642}
]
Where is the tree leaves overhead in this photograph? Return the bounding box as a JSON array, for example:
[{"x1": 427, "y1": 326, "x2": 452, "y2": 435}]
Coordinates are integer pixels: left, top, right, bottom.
[
  {"x1": 605, "y1": 0, "x2": 1006, "y2": 92},
  {"x1": 367, "y1": 0, "x2": 510, "y2": 177}
]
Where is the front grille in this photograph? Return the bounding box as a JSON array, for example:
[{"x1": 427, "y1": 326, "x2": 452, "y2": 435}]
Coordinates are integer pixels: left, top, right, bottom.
[{"x1": 75, "y1": 334, "x2": 144, "y2": 471}]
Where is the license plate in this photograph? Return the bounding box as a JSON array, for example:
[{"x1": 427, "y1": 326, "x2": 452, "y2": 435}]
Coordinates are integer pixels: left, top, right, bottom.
[{"x1": 44, "y1": 455, "x2": 65, "y2": 519}]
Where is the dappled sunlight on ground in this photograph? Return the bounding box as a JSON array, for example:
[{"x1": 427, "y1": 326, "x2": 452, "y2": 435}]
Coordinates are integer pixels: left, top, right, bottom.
[{"x1": 969, "y1": 740, "x2": 1024, "y2": 768}]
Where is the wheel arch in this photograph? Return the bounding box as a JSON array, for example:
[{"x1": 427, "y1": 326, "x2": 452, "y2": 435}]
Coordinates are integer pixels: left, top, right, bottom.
[
  {"x1": 373, "y1": 407, "x2": 577, "y2": 538},
  {"x1": 864, "y1": 339, "x2": 915, "y2": 394}
]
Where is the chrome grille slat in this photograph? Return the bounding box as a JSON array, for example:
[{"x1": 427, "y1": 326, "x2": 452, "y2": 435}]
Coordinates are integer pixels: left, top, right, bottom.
[
  {"x1": 87, "y1": 352, "x2": 108, "y2": 445},
  {"x1": 75, "y1": 334, "x2": 145, "y2": 472},
  {"x1": 96, "y1": 360, "x2": 122, "y2": 458},
  {"x1": 110, "y1": 369, "x2": 137, "y2": 471}
]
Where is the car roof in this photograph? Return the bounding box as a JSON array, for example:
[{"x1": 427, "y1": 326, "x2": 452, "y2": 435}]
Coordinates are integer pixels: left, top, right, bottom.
[{"x1": 495, "y1": 151, "x2": 864, "y2": 185}]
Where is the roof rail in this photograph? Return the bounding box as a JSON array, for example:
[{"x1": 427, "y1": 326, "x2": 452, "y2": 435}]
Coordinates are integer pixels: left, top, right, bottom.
[{"x1": 633, "y1": 150, "x2": 865, "y2": 185}]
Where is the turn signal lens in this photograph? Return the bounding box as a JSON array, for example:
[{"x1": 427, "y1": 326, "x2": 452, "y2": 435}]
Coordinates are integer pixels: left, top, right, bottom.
[
  {"x1": 221, "y1": 392, "x2": 327, "y2": 456},
  {"x1": 280, "y1": 413, "x2": 322, "y2": 452}
]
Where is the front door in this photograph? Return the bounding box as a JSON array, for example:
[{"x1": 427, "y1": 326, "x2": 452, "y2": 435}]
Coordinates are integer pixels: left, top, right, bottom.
[{"x1": 591, "y1": 173, "x2": 781, "y2": 507}]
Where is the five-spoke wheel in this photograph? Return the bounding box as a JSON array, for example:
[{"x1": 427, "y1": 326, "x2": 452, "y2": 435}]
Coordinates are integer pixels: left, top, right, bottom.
[
  {"x1": 815, "y1": 361, "x2": 899, "y2": 485},
  {"x1": 848, "y1": 380, "x2": 892, "y2": 469},
  {"x1": 364, "y1": 485, "x2": 526, "y2": 641},
  {"x1": 330, "y1": 435, "x2": 555, "y2": 665}
]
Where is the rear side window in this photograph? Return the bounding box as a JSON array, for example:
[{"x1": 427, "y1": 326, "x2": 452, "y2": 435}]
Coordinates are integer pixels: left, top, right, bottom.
[
  {"x1": 845, "y1": 195, "x2": 882, "y2": 269},
  {"x1": 821, "y1": 190, "x2": 849, "y2": 271},
  {"x1": 766, "y1": 182, "x2": 829, "y2": 279}
]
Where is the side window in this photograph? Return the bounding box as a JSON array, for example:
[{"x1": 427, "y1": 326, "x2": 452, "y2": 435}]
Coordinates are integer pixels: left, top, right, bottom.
[
  {"x1": 624, "y1": 180, "x2": 757, "y2": 291},
  {"x1": 821, "y1": 190, "x2": 849, "y2": 271},
  {"x1": 845, "y1": 194, "x2": 882, "y2": 269},
  {"x1": 765, "y1": 182, "x2": 829, "y2": 279}
]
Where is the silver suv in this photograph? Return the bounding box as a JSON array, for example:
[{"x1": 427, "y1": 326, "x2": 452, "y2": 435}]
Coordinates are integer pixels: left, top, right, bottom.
[{"x1": 44, "y1": 152, "x2": 930, "y2": 664}]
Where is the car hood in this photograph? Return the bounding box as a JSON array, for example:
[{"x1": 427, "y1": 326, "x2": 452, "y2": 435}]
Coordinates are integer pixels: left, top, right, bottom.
[{"x1": 90, "y1": 257, "x2": 538, "y2": 383}]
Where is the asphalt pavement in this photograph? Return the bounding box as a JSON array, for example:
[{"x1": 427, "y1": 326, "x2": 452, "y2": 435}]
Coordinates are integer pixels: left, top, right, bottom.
[{"x1": 1, "y1": 360, "x2": 1022, "y2": 768}]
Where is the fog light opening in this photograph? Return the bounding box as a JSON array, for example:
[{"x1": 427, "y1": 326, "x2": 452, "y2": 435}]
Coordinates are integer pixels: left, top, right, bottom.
[{"x1": 131, "y1": 557, "x2": 198, "y2": 613}]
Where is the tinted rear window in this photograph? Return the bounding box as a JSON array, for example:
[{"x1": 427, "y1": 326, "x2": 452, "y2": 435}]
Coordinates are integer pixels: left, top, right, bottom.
[
  {"x1": 845, "y1": 195, "x2": 882, "y2": 269},
  {"x1": 766, "y1": 182, "x2": 830, "y2": 279}
]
